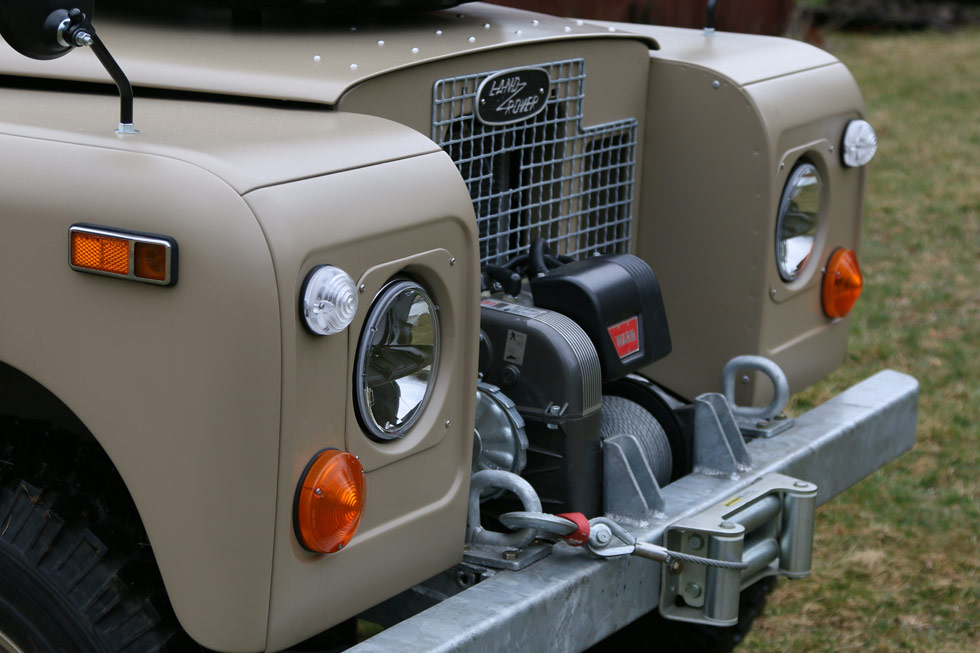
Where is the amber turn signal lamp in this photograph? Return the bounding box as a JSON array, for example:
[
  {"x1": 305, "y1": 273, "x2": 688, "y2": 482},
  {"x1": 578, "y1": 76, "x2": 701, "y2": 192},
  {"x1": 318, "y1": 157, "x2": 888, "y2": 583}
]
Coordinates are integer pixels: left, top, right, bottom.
[
  {"x1": 822, "y1": 248, "x2": 863, "y2": 318},
  {"x1": 71, "y1": 230, "x2": 130, "y2": 276},
  {"x1": 69, "y1": 224, "x2": 177, "y2": 286},
  {"x1": 294, "y1": 449, "x2": 366, "y2": 553}
]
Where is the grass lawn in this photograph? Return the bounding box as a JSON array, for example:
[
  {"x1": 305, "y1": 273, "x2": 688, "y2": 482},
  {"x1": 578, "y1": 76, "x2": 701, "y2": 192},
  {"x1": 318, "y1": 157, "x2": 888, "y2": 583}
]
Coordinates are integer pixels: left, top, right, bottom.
[{"x1": 741, "y1": 26, "x2": 980, "y2": 652}]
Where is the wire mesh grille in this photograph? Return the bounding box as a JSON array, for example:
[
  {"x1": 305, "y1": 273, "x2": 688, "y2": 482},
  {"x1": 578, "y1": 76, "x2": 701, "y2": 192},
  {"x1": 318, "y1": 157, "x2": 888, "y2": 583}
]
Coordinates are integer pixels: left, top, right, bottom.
[{"x1": 433, "y1": 59, "x2": 638, "y2": 267}]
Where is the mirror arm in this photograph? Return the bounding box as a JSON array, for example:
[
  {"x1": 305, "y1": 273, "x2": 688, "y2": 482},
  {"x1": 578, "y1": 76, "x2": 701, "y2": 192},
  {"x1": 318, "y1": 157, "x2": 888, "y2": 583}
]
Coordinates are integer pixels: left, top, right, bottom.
[{"x1": 62, "y1": 8, "x2": 137, "y2": 134}]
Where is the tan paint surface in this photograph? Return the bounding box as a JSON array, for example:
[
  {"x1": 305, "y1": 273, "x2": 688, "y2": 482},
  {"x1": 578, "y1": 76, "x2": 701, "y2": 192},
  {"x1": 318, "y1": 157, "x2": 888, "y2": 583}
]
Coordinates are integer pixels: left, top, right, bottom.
[
  {"x1": 625, "y1": 26, "x2": 866, "y2": 402},
  {"x1": 244, "y1": 152, "x2": 480, "y2": 650},
  {"x1": 0, "y1": 3, "x2": 654, "y2": 106},
  {"x1": 340, "y1": 38, "x2": 651, "y2": 135},
  {"x1": 0, "y1": 88, "x2": 467, "y2": 650},
  {"x1": 0, "y1": 131, "x2": 281, "y2": 651}
]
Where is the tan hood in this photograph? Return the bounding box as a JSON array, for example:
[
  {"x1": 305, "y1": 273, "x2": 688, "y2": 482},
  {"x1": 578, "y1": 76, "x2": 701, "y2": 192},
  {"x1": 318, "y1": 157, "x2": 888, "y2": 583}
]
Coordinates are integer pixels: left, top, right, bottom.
[{"x1": 0, "y1": 2, "x2": 657, "y2": 105}]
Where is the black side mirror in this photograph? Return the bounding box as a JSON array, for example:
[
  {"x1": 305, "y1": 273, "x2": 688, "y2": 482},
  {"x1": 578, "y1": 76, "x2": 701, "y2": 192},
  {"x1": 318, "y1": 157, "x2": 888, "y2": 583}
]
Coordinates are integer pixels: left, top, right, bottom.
[
  {"x1": 0, "y1": 1, "x2": 136, "y2": 133},
  {"x1": 0, "y1": 0, "x2": 96, "y2": 60}
]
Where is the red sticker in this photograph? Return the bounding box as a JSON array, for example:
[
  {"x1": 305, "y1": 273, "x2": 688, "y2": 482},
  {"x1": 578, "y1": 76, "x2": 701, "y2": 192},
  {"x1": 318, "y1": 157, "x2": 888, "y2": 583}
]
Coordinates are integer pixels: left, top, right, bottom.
[{"x1": 607, "y1": 316, "x2": 640, "y2": 359}]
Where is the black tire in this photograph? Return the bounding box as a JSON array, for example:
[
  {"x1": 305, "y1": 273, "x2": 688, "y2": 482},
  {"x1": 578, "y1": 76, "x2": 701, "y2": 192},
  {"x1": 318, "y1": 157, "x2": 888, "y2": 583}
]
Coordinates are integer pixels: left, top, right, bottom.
[
  {"x1": 587, "y1": 577, "x2": 778, "y2": 653},
  {"x1": 0, "y1": 419, "x2": 193, "y2": 653}
]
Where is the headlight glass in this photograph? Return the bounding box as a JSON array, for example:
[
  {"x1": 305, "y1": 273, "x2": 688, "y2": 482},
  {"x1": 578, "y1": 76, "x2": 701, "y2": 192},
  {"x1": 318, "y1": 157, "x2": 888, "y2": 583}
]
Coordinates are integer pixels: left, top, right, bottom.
[
  {"x1": 355, "y1": 279, "x2": 440, "y2": 441},
  {"x1": 776, "y1": 162, "x2": 823, "y2": 282}
]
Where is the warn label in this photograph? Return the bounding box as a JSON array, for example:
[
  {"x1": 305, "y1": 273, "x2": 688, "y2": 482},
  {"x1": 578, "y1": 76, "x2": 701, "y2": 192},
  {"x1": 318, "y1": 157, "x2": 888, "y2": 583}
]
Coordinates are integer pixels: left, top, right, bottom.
[
  {"x1": 475, "y1": 67, "x2": 551, "y2": 126},
  {"x1": 607, "y1": 316, "x2": 641, "y2": 359}
]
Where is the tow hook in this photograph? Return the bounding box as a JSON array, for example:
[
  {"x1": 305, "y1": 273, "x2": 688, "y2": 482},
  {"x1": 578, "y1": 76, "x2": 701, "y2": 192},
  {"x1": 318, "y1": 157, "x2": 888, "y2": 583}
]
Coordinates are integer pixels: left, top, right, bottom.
[{"x1": 468, "y1": 470, "x2": 817, "y2": 627}]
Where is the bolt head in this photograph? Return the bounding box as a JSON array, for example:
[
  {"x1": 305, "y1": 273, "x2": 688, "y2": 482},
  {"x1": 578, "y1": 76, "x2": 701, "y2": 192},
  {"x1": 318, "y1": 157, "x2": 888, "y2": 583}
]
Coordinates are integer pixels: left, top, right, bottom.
[
  {"x1": 502, "y1": 549, "x2": 518, "y2": 561},
  {"x1": 686, "y1": 582, "x2": 703, "y2": 598},
  {"x1": 756, "y1": 419, "x2": 771, "y2": 428},
  {"x1": 719, "y1": 521, "x2": 736, "y2": 530},
  {"x1": 688, "y1": 534, "x2": 704, "y2": 551},
  {"x1": 592, "y1": 525, "x2": 613, "y2": 546}
]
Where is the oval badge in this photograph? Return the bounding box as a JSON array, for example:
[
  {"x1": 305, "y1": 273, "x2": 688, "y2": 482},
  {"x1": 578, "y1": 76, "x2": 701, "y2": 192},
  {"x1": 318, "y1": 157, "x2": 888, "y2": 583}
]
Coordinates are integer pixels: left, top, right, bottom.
[{"x1": 475, "y1": 67, "x2": 551, "y2": 126}]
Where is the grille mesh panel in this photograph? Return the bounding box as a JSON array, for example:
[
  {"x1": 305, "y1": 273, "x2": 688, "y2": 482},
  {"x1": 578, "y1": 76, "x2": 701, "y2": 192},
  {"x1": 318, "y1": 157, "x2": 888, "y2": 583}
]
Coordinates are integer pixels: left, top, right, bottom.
[{"x1": 433, "y1": 59, "x2": 638, "y2": 267}]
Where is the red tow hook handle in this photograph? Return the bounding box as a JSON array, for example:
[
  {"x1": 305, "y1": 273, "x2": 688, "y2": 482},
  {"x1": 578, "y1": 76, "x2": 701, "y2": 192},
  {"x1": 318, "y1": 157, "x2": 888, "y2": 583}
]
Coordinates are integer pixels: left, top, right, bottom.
[{"x1": 555, "y1": 512, "x2": 590, "y2": 546}]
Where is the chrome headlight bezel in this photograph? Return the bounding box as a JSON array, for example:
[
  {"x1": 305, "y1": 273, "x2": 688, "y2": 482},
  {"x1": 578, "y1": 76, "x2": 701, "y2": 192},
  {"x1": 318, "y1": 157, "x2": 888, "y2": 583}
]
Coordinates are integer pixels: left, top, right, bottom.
[
  {"x1": 775, "y1": 161, "x2": 825, "y2": 283},
  {"x1": 354, "y1": 278, "x2": 441, "y2": 442}
]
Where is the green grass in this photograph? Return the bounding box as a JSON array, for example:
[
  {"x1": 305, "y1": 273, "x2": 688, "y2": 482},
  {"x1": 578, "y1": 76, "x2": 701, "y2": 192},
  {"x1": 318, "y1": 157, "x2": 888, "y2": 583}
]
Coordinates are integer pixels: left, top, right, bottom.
[{"x1": 740, "y1": 27, "x2": 980, "y2": 652}]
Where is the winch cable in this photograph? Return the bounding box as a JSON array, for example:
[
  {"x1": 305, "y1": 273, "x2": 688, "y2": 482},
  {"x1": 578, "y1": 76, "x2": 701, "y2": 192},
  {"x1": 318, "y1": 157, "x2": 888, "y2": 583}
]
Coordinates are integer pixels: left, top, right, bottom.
[{"x1": 499, "y1": 511, "x2": 750, "y2": 571}]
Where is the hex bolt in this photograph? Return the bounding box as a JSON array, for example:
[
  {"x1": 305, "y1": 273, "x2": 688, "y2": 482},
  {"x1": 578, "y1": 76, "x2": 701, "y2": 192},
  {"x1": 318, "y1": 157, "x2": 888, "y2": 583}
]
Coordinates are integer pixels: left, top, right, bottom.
[
  {"x1": 591, "y1": 524, "x2": 613, "y2": 547},
  {"x1": 686, "y1": 583, "x2": 703, "y2": 599},
  {"x1": 756, "y1": 419, "x2": 771, "y2": 428},
  {"x1": 688, "y1": 534, "x2": 704, "y2": 551},
  {"x1": 502, "y1": 549, "x2": 519, "y2": 561},
  {"x1": 794, "y1": 481, "x2": 810, "y2": 489},
  {"x1": 719, "y1": 521, "x2": 736, "y2": 530},
  {"x1": 775, "y1": 413, "x2": 789, "y2": 421}
]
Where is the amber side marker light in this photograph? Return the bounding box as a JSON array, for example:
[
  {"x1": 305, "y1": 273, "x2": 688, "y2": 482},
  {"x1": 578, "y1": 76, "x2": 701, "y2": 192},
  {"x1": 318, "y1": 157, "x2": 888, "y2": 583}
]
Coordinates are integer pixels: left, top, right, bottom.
[
  {"x1": 822, "y1": 248, "x2": 863, "y2": 318},
  {"x1": 69, "y1": 224, "x2": 177, "y2": 286},
  {"x1": 294, "y1": 449, "x2": 366, "y2": 554}
]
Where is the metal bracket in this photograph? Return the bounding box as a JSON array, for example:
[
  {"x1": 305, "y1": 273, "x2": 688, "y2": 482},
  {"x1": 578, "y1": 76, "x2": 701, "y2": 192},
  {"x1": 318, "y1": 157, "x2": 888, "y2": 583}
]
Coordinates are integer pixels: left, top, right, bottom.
[
  {"x1": 721, "y1": 355, "x2": 795, "y2": 438},
  {"x1": 692, "y1": 393, "x2": 752, "y2": 475},
  {"x1": 659, "y1": 473, "x2": 817, "y2": 626},
  {"x1": 464, "y1": 470, "x2": 552, "y2": 570},
  {"x1": 603, "y1": 433, "x2": 666, "y2": 515}
]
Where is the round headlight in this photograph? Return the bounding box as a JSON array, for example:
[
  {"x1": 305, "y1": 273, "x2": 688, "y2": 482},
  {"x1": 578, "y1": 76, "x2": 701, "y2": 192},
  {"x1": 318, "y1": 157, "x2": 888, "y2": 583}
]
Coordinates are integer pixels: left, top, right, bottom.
[
  {"x1": 776, "y1": 162, "x2": 824, "y2": 282},
  {"x1": 841, "y1": 119, "x2": 877, "y2": 168},
  {"x1": 355, "y1": 279, "x2": 440, "y2": 441},
  {"x1": 302, "y1": 265, "x2": 358, "y2": 335}
]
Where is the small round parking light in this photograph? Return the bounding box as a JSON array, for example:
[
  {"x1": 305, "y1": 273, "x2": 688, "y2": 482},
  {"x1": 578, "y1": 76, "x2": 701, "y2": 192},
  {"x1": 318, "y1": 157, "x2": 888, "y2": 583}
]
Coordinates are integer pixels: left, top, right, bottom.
[
  {"x1": 301, "y1": 265, "x2": 358, "y2": 336},
  {"x1": 294, "y1": 449, "x2": 366, "y2": 553},
  {"x1": 822, "y1": 248, "x2": 863, "y2": 319},
  {"x1": 841, "y1": 120, "x2": 878, "y2": 168}
]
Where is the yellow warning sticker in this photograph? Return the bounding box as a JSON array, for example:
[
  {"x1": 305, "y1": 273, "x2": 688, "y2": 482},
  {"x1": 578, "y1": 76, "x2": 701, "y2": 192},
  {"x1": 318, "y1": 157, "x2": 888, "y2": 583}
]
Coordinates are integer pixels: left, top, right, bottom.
[{"x1": 722, "y1": 497, "x2": 743, "y2": 507}]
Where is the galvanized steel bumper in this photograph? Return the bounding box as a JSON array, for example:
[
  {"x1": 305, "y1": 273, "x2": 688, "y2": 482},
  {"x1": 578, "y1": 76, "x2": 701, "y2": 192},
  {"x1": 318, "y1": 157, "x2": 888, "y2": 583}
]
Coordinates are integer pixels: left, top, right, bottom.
[{"x1": 350, "y1": 370, "x2": 918, "y2": 653}]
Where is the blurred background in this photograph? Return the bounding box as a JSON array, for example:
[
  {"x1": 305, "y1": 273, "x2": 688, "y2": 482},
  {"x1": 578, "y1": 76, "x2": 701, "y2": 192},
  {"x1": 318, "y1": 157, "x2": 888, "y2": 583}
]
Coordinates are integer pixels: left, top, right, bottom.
[{"x1": 486, "y1": 1, "x2": 980, "y2": 650}]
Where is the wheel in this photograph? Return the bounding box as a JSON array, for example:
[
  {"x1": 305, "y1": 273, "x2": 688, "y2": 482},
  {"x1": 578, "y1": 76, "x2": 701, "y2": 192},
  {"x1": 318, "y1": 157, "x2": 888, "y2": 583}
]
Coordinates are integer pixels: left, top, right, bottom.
[
  {"x1": 0, "y1": 419, "x2": 192, "y2": 653},
  {"x1": 586, "y1": 577, "x2": 778, "y2": 652}
]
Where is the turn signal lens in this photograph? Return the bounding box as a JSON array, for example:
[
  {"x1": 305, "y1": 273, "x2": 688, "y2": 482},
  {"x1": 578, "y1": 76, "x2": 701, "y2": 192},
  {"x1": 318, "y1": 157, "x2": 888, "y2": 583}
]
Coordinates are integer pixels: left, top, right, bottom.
[
  {"x1": 295, "y1": 449, "x2": 366, "y2": 553},
  {"x1": 822, "y1": 248, "x2": 863, "y2": 318},
  {"x1": 134, "y1": 242, "x2": 168, "y2": 281},
  {"x1": 69, "y1": 225, "x2": 177, "y2": 286},
  {"x1": 71, "y1": 231, "x2": 130, "y2": 275}
]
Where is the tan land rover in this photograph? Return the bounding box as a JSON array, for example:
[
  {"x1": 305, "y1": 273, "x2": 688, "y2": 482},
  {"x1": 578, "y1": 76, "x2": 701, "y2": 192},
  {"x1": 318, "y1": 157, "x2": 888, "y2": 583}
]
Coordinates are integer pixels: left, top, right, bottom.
[{"x1": 0, "y1": 1, "x2": 918, "y2": 651}]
